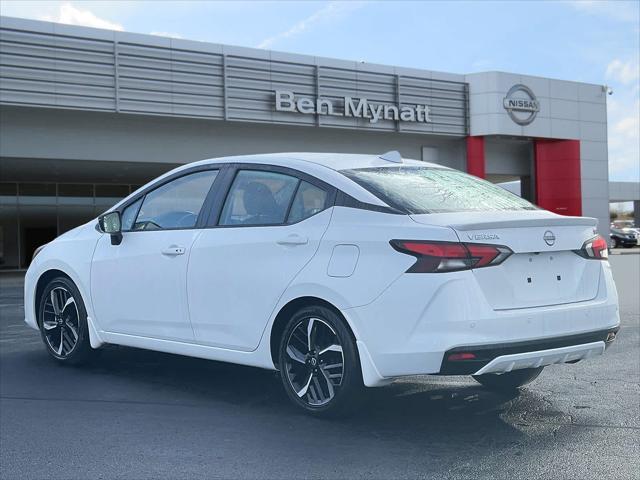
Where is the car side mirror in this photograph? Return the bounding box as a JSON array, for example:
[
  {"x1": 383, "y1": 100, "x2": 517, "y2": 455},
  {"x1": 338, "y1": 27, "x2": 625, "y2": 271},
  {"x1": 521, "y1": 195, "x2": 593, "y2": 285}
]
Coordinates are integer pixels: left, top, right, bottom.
[{"x1": 99, "y1": 211, "x2": 123, "y2": 245}]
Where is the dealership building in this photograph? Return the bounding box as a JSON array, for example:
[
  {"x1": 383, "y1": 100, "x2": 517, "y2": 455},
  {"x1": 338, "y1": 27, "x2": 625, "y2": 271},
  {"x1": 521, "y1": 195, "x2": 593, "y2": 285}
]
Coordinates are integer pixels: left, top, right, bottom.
[{"x1": 0, "y1": 16, "x2": 617, "y2": 269}]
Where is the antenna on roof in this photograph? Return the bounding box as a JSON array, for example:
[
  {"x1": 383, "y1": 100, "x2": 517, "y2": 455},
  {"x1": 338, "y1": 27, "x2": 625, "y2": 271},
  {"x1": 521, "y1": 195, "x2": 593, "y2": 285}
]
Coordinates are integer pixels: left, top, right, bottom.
[{"x1": 380, "y1": 150, "x2": 403, "y2": 163}]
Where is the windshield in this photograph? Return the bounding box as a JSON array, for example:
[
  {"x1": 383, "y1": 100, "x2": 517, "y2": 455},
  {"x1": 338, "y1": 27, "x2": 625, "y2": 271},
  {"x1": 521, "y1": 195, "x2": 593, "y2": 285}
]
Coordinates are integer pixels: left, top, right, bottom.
[{"x1": 341, "y1": 166, "x2": 538, "y2": 214}]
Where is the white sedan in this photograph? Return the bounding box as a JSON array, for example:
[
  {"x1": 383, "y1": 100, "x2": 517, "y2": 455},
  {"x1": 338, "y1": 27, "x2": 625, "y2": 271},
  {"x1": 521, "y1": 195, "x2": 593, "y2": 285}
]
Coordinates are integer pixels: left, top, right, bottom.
[{"x1": 24, "y1": 152, "x2": 620, "y2": 416}]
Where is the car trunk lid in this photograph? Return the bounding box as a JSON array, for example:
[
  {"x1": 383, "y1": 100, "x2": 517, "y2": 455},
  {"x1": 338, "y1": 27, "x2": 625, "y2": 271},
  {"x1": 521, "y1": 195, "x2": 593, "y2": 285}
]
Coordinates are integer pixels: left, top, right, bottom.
[{"x1": 410, "y1": 211, "x2": 601, "y2": 310}]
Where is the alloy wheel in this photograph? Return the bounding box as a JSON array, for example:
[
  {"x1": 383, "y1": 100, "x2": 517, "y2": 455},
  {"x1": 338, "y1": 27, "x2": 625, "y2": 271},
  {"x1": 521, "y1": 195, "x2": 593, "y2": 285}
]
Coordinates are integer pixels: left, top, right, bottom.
[
  {"x1": 283, "y1": 317, "x2": 345, "y2": 406},
  {"x1": 41, "y1": 286, "x2": 80, "y2": 357}
]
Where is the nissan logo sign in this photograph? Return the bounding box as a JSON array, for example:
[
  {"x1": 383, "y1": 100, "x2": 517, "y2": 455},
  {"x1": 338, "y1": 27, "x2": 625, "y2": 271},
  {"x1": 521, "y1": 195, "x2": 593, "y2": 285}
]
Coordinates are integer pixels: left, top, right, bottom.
[
  {"x1": 503, "y1": 84, "x2": 540, "y2": 126},
  {"x1": 543, "y1": 230, "x2": 556, "y2": 246}
]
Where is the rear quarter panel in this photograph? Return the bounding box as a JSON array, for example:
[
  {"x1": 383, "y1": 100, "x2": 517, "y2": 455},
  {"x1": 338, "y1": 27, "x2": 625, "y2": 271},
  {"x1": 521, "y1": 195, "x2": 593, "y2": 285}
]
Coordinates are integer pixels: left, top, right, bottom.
[{"x1": 274, "y1": 207, "x2": 459, "y2": 335}]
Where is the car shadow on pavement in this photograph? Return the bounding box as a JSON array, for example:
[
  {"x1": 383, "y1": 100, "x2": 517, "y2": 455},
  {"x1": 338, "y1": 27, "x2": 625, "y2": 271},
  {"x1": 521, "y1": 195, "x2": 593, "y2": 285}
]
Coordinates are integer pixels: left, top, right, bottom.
[
  {"x1": 73, "y1": 344, "x2": 553, "y2": 436},
  {"x1": 4, "y1": 337, "x2": 585, "y2": 478}
]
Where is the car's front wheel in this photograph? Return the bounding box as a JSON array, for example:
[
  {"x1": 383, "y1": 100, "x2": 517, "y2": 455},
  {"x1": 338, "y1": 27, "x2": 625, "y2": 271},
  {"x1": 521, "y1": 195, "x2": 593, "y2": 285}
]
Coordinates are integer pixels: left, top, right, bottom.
[
  {"x1": 472, "y1": 367, "x2": 543, "y2": 391},
  {"x1": 38, "y1": 276, "x2": 93, "y2": 365},
  {"x1": 278, "y1": 305, "x2": 362, "y2": 417}
]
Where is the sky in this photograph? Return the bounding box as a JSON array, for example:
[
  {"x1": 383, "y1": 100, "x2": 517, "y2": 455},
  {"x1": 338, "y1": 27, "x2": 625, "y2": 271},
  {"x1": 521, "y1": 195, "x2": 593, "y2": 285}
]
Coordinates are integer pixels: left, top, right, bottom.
[{"x1": 1, "y1": 0, "x2": 639, "y2": 186}]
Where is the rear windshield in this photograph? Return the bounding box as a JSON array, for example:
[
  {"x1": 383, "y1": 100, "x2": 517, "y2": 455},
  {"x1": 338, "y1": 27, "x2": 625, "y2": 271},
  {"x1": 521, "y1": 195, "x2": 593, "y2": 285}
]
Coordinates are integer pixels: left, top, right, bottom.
[{"x1": 341, "y1": 166, "x2": 538, "y2": 214}]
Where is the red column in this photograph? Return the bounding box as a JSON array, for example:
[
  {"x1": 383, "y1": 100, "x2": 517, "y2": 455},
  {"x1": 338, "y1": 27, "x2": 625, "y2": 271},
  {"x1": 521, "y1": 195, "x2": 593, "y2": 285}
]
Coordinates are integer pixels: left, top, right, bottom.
[
  {"x1": 466, "y1": 136, "x2": 485, "y2": 178},
  {"x1": 534, "y1": 139, "x2": 582, "y2": 216}
]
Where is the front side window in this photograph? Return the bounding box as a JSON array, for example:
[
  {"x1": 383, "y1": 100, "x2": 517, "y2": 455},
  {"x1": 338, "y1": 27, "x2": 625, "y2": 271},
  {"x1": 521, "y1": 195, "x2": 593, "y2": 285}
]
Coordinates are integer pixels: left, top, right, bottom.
[
  {"x1": 132, "y1": 170, "x2": 218, "y2": 230},
  {"x1": 219, "y1": 170, "x2": 299, "y2": 226},
  {"x1": 121, "y1": 198, "x2": 142, "y2": 231},
  {"x1": 341, "y1": 166, "x2": 538, "y2": 214}
]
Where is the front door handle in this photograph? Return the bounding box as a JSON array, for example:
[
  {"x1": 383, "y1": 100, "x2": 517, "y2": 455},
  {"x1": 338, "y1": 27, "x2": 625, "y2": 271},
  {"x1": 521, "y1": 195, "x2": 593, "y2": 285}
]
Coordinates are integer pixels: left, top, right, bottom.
[
  {"x1": 277, "y1": 234, "x2": 308, "y2": 246},
  {"x1": 161, "y1": 246, "x2": 186, "y2": 256}
]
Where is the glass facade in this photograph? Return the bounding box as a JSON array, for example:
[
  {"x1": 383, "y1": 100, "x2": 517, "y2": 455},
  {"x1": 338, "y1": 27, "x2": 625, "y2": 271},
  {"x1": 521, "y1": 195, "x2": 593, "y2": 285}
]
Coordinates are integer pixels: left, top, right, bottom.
[{"x1": 0, "y1": 182, "x2": 141, "y2": 270}]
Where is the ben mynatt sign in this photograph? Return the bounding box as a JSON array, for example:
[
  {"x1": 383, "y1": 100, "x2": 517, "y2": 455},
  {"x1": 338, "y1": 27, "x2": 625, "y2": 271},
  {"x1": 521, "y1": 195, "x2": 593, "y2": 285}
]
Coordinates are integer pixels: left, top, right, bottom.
[{"x1": 274, "y1": 90, "x2": 432, "y2": 124}]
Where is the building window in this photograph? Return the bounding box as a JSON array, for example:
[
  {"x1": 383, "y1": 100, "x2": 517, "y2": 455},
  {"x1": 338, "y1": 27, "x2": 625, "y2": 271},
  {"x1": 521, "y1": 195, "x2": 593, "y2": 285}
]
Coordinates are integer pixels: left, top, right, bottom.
[{"x1": 0, "y1": 182, "x2": 144, "y2": 270}]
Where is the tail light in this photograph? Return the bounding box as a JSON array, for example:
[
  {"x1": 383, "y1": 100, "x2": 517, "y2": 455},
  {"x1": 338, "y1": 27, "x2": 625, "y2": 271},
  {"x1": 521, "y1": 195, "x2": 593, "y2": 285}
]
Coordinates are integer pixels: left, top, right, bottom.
[
  {"x1": 390, "y1": 240, "x2": 513, "y2": 273},
  {"x1": 574, "y1": 235, "x2": 608, "y2": 260}
]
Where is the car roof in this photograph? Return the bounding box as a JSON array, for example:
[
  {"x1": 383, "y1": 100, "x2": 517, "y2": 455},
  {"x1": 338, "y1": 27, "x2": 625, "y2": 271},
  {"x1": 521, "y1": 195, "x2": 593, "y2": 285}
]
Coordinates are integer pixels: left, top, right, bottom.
[
  {"x1": 114, "y1": 152, "x2": 440, "y2": 212},
  {"x1": 189, "y1": 152, "x2": 443, "y2": 171},
  {"x1": 164, "y1": 152, "x2": 445, "y2": 209}
]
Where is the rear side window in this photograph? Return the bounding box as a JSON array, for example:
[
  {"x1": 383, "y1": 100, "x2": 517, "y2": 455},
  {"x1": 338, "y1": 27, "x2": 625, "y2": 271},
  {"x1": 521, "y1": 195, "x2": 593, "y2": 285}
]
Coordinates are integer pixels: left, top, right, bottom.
[
  {"x1": 287, "y1": 181, "x2": 328, "y2": 224},
  {"x1": 341, "y1": 167, "x2": 538, "y2": 214},
  {"x1": 219, "y1": 170, "x2": 299, "y2": 226}
]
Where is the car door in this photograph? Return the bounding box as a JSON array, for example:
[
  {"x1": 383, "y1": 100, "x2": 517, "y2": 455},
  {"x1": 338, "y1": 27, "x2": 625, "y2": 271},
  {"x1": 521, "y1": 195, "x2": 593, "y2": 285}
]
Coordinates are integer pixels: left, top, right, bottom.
[
  {"x1": 187, "y1": 166, "x2": 335, "y2": 351},
  {"x1": 91, "y1": 167, "x2": 221, "y2": 342}
]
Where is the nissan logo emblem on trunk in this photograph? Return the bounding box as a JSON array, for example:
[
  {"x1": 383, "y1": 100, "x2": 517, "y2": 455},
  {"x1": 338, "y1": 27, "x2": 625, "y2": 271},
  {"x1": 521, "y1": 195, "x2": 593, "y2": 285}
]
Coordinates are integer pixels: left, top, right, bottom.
[
  {"x1": 503, "y1": 84, "x2": 540, "y2": 125},
  {"x1": 543, "y1": 230, "x2": 556, "y2": 246}
]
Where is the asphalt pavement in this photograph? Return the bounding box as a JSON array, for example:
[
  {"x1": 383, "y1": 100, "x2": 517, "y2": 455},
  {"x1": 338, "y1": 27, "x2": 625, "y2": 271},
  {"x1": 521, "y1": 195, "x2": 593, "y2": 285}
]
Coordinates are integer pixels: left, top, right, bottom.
[{"x1": 1, "y1": 253, "x2": 638, "y2": 479}]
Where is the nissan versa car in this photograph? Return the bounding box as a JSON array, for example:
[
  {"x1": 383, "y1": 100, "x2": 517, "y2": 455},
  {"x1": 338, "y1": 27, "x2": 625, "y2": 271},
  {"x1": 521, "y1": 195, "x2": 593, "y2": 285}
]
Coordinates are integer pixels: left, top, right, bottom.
[
  {"x1": 24, "y1": 152, "x2": 620, "y2": 415},
  {"x1": 610, "y1": 227, "x2": 639, "y2": 248}
]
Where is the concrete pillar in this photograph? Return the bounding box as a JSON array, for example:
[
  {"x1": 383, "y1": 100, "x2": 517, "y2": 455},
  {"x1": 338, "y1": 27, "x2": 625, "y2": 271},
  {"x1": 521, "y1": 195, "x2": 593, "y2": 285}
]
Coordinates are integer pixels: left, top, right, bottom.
[{"x1": 634, "y1": 201, "x2": 640, "y2": 228}]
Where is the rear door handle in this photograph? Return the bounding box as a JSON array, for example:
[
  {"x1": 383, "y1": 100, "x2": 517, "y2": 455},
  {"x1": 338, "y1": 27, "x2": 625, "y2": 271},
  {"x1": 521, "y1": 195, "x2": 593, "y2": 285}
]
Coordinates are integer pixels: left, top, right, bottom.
[
  {"x1": 277, "y1": 234, "x2": 308, "y2": 246},
  {"x1": 161, "y1": 246, "x2": 186, "y2": 256}
]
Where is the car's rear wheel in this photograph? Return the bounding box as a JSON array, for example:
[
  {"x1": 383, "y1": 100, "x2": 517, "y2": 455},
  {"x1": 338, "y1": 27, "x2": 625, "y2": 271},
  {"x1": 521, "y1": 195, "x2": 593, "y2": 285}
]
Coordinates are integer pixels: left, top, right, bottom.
[
  {"x1": 472, "y1": 367, "x2": 543, "y2": 391},
  {"x1": 278, "y1": 305, "x2": 362, "y2": 417},
  {"x1": 612, "y1": 238, "x2": 619, "y2": 248},
  {"x1": 38, "y1": 276, "x2": 93, "y2": 365}
]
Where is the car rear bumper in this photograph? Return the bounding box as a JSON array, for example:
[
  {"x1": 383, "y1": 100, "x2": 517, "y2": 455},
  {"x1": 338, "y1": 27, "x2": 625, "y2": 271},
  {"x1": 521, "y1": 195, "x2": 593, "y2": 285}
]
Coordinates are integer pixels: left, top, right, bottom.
[
  {"x1": 344, "y1": 261, "x2": 620, "y2": 386},
  {"x1": 439, "y1": 327, "x2": 618, "y2": 375}
]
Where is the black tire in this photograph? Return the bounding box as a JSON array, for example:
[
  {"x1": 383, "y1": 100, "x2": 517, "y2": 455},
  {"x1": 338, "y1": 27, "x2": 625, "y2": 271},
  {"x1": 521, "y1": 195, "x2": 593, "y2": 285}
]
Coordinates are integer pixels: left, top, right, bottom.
[
  {"x1": 613, "y1": 238, "x2": 619, "y2": 248},
  {"x1": 473, "y1": 367, "x2": 543, "y2": 392},
  {"x1": 37, "y1": 276, "x2": 93, "y2": 365},
  {"x1": 278, "y1": 305, "x2": 363, "y2": 417}
]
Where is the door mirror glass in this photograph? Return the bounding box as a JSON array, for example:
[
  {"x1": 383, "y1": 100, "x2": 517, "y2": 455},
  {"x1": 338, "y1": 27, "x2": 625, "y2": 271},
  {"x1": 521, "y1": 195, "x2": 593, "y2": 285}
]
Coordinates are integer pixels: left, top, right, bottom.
[
  {"x1": 99, "y1": 211, "x2": 123, "y2": 245},
  {"x1": 99, "y1": 211, "x2": 121, "y2": 234}
]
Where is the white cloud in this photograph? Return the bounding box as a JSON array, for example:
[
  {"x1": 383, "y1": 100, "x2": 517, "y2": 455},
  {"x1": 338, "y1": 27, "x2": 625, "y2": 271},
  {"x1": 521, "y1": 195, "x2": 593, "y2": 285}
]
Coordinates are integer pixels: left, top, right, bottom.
[
  {"x1": 604, "y1": 57, "x2": 640, "y2": 182},
  {"x1": 257, "y1": 1, "x2": 365, "y2": 49},
  {"x1": 40, "y1": 2, "x2": 123, "y2": 31},
  {"x1": 613, "y1": 114, "x2": 639, "y2": 139},
  {"x1": 566, "y1": 0, "x2": 640, "y2": 23},
  {"x1": 606, "y1": 59, "x2": 640, "y2": 85},
  {"x1": 150, "y1": 31, "x2": 183, "y2": 39},
  {"x1": 607, "y1": 95, "x2": 640, "y2": 181}
]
